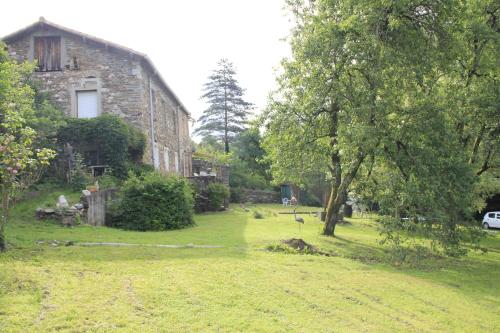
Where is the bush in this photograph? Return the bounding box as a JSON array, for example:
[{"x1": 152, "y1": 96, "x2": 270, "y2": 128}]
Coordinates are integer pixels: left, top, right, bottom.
[
  {"x1": 253, "y1": 210, "x2": 264, "y2": 219},
  {"x1": 126, "y1": 162, "x2": 155, "y2": 177},
  {"x1": 96, "y1": 172, "x2": 119, "y2": 190},
  {"x1": 57, "y1": 114, "x2": 146, "y2": 178},
  {"x1": 229, "y1": 159, "x2": 272, "y2": 190},
  {"x1": 207, "y1": 183, "x2": 229, "y2": 211},
  {"x1": 69, "y1": 153, "x2": 93, "y2": 191},
  {"x1": 108, "y1": 173, "x2": 194, "y2": 231},
  {"x1": 230, "y1": 186, "x2": 244, "y2": 203},
  {"x1": 300, "y1": 190, "x2": 322, "y2": 207}
]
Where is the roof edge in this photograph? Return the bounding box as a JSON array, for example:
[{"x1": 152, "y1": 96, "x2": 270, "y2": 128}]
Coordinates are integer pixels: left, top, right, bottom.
[{"x1": 2, "y1": 17, "x2": 190, "y2": 116}]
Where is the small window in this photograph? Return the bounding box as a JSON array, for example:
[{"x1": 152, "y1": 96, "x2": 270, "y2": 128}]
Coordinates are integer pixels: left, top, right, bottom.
[
  {"x1": 34, "y1": 36, "x2": 61, "y2": 71},
  {"x1": 77, "y1": 90, "x2": 98, "y2": 118},
  {"x1": 488, "y1": 213, "x2": 495, "y2": 218}
]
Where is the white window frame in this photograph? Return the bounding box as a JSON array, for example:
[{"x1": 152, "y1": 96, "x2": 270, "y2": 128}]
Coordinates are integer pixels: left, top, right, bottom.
[
  {"x1": 76, "y1": 90, "x2": 98, "y2": 118},
  {"x1": 71, "y1": 78, "x2": 102, "y2": 118}
]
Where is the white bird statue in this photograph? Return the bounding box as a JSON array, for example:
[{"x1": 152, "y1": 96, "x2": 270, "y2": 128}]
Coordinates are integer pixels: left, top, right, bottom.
[
  {"x1": 294, "y1": 208, "x2": 304, "y2": 223},
  {"x1": 294, "y1": 208, "x2": 304, "y2": 234}
]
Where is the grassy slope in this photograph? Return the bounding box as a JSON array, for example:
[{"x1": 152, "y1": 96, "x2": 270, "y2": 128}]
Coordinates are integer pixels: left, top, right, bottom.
[{"x1": 1, "y1": 189, "x2": 499, "y2": 332}]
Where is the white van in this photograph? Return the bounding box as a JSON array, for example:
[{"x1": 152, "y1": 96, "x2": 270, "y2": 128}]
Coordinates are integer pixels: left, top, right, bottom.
[{"x1": 483, "y1": 212, "x2": 500, "y2": 229}]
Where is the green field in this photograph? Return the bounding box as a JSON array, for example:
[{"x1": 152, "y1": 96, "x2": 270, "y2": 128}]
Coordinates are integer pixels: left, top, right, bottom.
[{"x1": 1, "y1": 188, "x2": 499, "y2": 332}]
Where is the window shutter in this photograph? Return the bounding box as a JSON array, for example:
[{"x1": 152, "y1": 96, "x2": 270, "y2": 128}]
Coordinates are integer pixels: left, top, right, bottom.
[
  {"x1": 50, "y1": 37, "x2": 61, "y2": 70},
  {"x1": 34, "y1": 36, "x2": 61, "y2": 71},
  {"x1": 34, "y1": 38, "x2": 45, "y2": 71},
  {"x1": 77, "y1": 90, "x2": 98, "y2": 118}
]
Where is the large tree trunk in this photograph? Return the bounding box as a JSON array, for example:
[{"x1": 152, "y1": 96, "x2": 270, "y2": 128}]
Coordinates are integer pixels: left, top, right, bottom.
[
  {"x1": 323, "y1": 187, "x2": 343, "y2": 235},
  {"x1": 323, "y1": 103, "x2": 342, "y2": 236},
  {"x1": 0, "y1": 188, "x2": 9, "y2": 252},
  {"x1": 321, "y1": 102, "x2": 366, "y2": 236},
  {"x1": 323, "y1": 151, "x2": 366, "y2": 236},
  {"x1": 224, "y1": 78, "x2": 229, "y2": 154}
]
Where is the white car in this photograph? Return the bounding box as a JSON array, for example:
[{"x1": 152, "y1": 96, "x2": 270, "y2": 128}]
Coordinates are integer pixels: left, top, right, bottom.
[{"x1": 482, "y1": 212, "x2": 500, "y2": 229}]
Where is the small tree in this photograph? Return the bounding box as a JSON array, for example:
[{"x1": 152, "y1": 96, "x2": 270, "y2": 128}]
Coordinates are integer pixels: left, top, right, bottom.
[
  {"x1": 194, "y1": 59, "x2": 253, "y2": 153},
  {"x1": 0, "y1": 44, "x2": 55, "y2": 251}
]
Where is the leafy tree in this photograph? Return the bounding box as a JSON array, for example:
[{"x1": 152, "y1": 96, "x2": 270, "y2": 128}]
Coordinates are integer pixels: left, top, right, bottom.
[
  {"x1": 262, "y1": 0, "x2": 485, "y2": 254},
  {"x1": 0, "y1": 44, "x2": 55, "y2": 251},
  {"x1": 194, "y1": 59, "x2": 253, "y2": 153},
  {"x1": 445, "y1": 0, "x2": 500, "y2": 212},
  {"x1": 197, "y1": 135, "x2": 225, "y2": 154},
  {"x1": 230, "y1": 127, "x2": 273, "y2": 190},
  {"x1": 232, "y1": 127, "x2": 269, "y2": 177},
  {"x1": 27, "y1": 82, "x2": 67, "y2": 150}
]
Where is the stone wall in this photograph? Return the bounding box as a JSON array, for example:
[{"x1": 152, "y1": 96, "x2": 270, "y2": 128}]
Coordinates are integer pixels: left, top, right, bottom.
[
  {"x1": 5, "y1": 22, "x2": 191, "y2": 176},
  {"x1": 7, "y1": 29, "x2": 146, "y2": 127},
  {"x1": 188, "y1": 176, "x2": 228, "y2": 212},
  {"x1": 190, "y1": 159, "x2": 229, "y2": 210},
  {"x1": 83, "y1": 189, "x2": 117, "y2": 226},
  {"x1": 240, "y1": 189, "x2": 281, "y2": 204},
  {"x1": 192, "y1": 159, "x2": 229, "y2": 186}
]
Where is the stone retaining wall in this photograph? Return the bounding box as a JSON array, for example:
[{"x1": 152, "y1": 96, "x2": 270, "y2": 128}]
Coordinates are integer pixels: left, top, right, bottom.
[
  {"x1": 188, "y1": 176, "x2": 228, "y2": 212},
  {"x1": 240, "y1": 189, "x2": 281, "y2": 204}
]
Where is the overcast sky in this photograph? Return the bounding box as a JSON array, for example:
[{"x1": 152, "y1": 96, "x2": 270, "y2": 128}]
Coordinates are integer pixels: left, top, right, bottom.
[{"x1": 0, "y1": 0, "x2": 293, "y2": 136}]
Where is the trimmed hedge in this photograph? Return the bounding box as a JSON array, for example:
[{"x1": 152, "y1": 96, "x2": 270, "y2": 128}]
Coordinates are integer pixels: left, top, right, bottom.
[{"x1": 108, "y1": 173, "x2": 194, "y2": 231}]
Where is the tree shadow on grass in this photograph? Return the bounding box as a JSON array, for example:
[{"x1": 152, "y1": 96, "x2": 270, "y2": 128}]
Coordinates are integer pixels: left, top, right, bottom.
[
  {"x1": 321, "y1": 235, "x2": 388, "y2": 264},
  {"x1": 320, "y1": 232, "x2": 500, "y2": 304}
]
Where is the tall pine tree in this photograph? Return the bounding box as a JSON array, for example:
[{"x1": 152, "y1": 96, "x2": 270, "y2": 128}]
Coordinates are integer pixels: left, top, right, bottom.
[{"x1": 195, "y1": 59, "x2": 253, "y2": 153}]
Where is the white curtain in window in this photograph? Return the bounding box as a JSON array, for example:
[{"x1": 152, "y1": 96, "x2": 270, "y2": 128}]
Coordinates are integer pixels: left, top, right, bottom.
[{"x1": 77, "y1": 90, "x2": 98, "y2": 118}]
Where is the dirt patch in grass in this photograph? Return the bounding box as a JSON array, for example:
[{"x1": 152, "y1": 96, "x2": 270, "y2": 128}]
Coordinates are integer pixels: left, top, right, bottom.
[
  {"x1": 267, "y1": 238, "x2": 335, "y2": 257},
  {"x1": 283, "y1": 238, "x2": 318, "y2": 251}
]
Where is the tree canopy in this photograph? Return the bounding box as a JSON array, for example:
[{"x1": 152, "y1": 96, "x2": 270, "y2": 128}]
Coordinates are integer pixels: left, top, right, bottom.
[
  {"x1": 262, "y1": 0, "x2": 497, "y2": 255},
  {"x1": 194, "y1": 59, "x2": 253, "y2": 153},
  {"x1": 0, "y1": 43, "x2": 55, "y2": 251}
]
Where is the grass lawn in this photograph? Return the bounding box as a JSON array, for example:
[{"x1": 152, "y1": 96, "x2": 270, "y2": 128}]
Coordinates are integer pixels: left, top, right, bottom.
[{"x1": 1, "y1": 187, "x2": 500, "y2": 332}]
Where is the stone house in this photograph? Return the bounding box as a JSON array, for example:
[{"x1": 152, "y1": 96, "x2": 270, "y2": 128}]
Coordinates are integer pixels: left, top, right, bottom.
[{"x1": 3, "y1": 17, "x2": 192, "y2": 176}]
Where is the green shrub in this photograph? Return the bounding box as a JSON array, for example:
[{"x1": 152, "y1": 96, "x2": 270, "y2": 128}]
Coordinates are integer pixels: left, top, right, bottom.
[
  {"x1": 108, "y1": 173, "x2": 194, "y2": 231},
  {"x1": 127, "y1": 126, "x2": 147, "y2": 163},
  {"x1": 127, "y1": 163, "x2": 155, "y2": 177},
  {"x1": 207, "y1": 183, "x2": 229, "y2": 211},
  {"x1": 57, "y1": 114, "x2": 146, "y2": 178},
  {"x1": 229, "y1": 159, "x2": 272, "y2": 190},
  {"x1": 253, "y1": 210, "x2": 264, "y2": 219},
  {"x1": 300, "y1": 191, "x2": 322, "y2": 207},
  {"x1": 230, "y1": 186, "x2": 244, "y2": 203},
  {"x1": 96, "y1": 173, "x2": 119, "y2": 190},
  {"x1": 69, "y1": 153, "x2": 93, "y2": 191}
]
